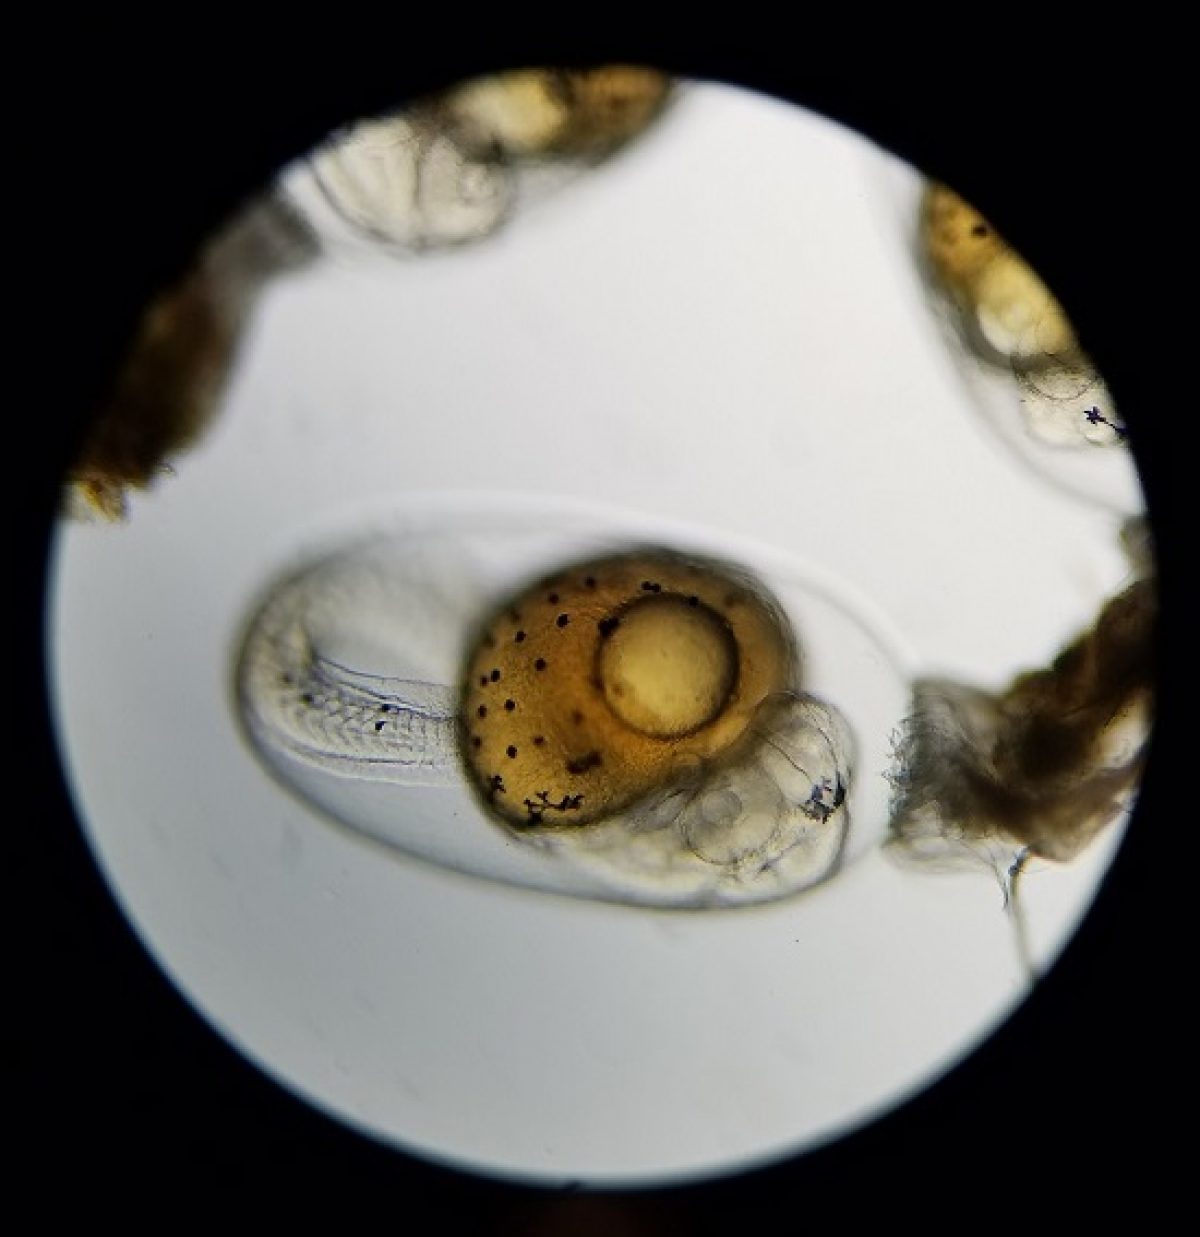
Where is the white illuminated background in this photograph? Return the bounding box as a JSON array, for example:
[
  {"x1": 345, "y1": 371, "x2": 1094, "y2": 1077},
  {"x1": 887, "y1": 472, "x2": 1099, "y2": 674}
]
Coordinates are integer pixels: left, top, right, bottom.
[{"x1": 47, "y1": 83, "x2": 1141, "y2": 1184}]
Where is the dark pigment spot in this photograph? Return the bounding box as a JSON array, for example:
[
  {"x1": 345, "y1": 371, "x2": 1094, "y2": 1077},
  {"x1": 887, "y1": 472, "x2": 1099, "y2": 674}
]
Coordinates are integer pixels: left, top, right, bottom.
[{"x1": 523, "y1": 790, "x2": 586, "y2": 821}]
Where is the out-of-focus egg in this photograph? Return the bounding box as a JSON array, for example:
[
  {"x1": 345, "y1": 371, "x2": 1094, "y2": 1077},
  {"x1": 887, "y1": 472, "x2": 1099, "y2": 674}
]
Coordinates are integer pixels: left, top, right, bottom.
[
  {"x1": 921, "y1": 182, "x2": 1077, "y2": 363},
  {"x1": 443, "y1": 67, "x2": 673, "y2": 159}
]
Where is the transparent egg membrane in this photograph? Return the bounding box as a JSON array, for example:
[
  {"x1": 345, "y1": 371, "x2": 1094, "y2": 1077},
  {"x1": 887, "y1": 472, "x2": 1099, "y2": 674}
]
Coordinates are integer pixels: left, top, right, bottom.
[{"x1": 237, "y1": 516, "x2": 904, "y2": 909}]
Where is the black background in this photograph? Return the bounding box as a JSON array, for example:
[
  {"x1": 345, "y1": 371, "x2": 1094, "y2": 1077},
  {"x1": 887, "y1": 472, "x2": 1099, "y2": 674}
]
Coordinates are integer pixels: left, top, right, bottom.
[{"x1": 16, "y1": 26, "x2": 1179, "y2": 1226}]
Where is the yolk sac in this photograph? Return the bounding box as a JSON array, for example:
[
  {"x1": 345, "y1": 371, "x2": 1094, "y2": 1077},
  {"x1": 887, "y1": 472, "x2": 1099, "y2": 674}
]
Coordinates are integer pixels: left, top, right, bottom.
[
  {"x1": 234, "y1": 510, "x2": 906, "y2": 910},
  {"x1": 458, "y1": 551, "x2": 796, "y2": 828},
  {"x1": 921, "y1": 183, "x2": 1079, "y2": 367}
]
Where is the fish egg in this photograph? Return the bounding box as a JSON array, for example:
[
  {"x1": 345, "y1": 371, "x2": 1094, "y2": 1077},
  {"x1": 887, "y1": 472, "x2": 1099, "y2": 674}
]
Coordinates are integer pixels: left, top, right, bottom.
[{"x1": 230, "y1": 505, "x2": 902, "y2": 909}]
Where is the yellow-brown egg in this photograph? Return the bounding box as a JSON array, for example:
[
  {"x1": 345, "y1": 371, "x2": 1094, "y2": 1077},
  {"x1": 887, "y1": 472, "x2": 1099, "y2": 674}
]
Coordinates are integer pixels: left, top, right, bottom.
[
  {"x1": 920, "y1": 182, "x2": 1077, "y2": 362},
  {"x1": 459, "y1": 550, "x2": 798, "y2": 827},
  {"x1": 442, "y1": 67, "x2": 672, "y2": 159}
]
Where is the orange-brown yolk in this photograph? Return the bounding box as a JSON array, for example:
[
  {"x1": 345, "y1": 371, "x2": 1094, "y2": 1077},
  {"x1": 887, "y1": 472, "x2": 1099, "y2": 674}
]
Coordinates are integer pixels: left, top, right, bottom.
[{"x1": 459, "y1": 551, "x2": 798, "y2": 826}]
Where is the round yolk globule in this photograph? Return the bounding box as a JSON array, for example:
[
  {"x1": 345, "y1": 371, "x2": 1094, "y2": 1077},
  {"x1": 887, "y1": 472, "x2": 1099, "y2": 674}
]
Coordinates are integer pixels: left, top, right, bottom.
[
  {"x1": 459, "y1": 551, "x2": 798, "y2": 827},
  {"x1": 597, "y1": 593, "x2": 737, "y2": 738}
]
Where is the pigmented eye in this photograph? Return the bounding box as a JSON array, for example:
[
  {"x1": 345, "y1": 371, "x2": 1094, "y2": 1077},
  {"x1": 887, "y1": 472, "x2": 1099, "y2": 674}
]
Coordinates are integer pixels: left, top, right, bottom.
[{"x1": 236, "y1": 509, "x2": 903, "y2": 908}]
